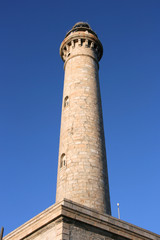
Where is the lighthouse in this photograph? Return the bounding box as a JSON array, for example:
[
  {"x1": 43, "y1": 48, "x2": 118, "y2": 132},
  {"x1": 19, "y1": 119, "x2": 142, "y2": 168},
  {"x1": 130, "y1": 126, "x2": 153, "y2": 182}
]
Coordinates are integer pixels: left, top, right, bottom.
[{"x1": 56, "y1": 22, "x2": 111, "y2": 215}]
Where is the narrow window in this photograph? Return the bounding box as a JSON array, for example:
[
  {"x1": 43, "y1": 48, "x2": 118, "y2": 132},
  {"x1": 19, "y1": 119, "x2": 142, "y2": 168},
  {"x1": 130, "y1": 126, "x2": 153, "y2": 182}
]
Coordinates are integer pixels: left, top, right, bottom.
[
  {"x1": 64, "y1": 96, "x2": 69, "y2": 108},
  {"x1": 60, "y1": 153, "x2": 66, "y2": 168}
]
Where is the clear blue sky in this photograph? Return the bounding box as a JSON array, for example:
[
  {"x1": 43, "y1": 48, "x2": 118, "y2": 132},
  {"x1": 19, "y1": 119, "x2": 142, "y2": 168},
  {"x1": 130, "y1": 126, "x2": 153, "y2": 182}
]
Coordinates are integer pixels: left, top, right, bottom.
[{"x1": 0, "y1": 0, "x2": 160, "y2": 236}]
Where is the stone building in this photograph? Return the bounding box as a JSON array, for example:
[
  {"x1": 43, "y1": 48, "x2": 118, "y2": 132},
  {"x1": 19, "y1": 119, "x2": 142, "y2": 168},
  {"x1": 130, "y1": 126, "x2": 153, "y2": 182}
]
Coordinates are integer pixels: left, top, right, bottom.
[{"x1": 3, "y1": 23, "x2": 160, "y2": 240}]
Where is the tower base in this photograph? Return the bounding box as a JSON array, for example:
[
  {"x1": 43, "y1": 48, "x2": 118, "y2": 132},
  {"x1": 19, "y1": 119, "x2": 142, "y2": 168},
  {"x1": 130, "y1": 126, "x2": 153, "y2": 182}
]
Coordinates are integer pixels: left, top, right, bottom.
[{"x1": 4, "y1": 199, "x2": 159, "y2": 240}]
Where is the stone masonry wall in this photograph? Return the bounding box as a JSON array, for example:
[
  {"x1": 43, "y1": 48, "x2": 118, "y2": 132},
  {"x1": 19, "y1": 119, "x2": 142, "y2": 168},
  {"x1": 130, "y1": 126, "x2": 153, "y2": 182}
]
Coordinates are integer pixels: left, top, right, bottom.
[
  {"x1": 24, "y1": 222, "x2": 56, "y2": 240},
  {"x1": 69, "y1": 223, "x2": 115, "y2": 240},
  {"x1": 4, "y1": 200, "x2": 160, "y2": 240},
  {"x1": 56, "y1": 33, "x2": 111, "y2": 215}
]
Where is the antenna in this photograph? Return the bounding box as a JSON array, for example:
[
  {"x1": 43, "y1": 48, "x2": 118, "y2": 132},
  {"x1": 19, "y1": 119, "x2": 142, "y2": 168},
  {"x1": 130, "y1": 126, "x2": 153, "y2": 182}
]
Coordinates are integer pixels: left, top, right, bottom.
[{"x1": 117, "y1": 203, "x2": 120, "y2": 219}]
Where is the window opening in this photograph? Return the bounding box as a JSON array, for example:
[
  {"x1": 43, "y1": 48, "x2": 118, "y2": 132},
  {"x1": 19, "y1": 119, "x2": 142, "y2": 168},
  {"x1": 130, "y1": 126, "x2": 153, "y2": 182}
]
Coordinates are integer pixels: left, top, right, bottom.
[
  {"x1": 64, "y1": 96, "x2": 69, "y2": 108},
  {"x1": 60, "y1": 153, "x2": 66, "y2": 168}
]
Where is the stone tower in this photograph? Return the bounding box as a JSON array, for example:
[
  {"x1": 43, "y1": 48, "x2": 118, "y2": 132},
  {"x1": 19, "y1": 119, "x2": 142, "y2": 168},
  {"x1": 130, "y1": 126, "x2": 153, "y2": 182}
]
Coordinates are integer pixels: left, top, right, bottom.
[
  {"x1": 4, "y1": 22, "x2": 160, "y2": 240},
  {"x1": 56, "y1": 22, "x2": 111, "y2": 215}
]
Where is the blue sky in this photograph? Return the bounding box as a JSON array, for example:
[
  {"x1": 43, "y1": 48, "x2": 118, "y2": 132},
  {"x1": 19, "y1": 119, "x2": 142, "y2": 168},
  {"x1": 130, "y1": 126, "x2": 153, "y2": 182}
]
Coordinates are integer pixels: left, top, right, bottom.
[{"x1": 0, "y1": 0, "x2": 160, "y2": 236}]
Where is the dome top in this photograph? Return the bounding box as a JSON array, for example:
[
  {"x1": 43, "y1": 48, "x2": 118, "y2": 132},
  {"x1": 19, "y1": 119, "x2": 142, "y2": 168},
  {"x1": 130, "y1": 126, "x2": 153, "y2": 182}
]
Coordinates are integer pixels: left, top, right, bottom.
[
  {"x1": 73, "y1": 22, "x2": 91, "y2": 29},
  {"x1": 65, "y1": 22, "x2": 97, "y2": 38}
]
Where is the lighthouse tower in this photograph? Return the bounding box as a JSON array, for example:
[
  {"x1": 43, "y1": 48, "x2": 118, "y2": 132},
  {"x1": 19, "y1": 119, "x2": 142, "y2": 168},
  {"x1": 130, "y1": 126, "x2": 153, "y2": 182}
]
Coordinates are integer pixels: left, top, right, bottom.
[
  {"x1": 56, "y1": 22, "x2": 111, "y2": 215},
  {"x1": 4, "y1": 22, "x2": 159, "y2": 240}
]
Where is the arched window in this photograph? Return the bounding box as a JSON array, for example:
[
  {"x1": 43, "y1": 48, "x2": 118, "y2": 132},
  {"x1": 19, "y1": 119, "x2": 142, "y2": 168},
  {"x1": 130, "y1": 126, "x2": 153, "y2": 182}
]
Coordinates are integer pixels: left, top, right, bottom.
[
  {"x1": 64, "y1": 96, "x2": 69, "y2": 108},
  {"x1": 60, "y1": 153, "x2": 66, "y2": 168}
]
